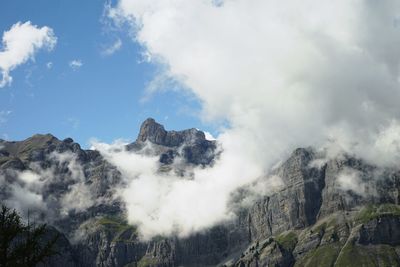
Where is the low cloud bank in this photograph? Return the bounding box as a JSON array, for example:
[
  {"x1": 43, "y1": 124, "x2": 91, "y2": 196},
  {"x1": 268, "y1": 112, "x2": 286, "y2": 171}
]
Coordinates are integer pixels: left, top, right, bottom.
[{"x1": 92, "y1": 139, "x2": 276, "y2": 240}]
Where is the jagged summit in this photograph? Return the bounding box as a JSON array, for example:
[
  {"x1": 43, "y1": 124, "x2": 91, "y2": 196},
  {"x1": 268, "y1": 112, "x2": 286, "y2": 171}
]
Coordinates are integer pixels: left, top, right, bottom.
[
  {"x1": 131, "y1": 118, "x2": 216, "y2": 165},
  {"x1": 136, "y1": 118, "x2": 206, "y2": 147}
]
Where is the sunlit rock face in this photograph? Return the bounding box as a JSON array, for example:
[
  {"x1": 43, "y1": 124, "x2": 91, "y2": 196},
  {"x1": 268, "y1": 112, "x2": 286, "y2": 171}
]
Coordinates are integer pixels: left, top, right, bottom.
[{"x1": 1, "y1": 119, "x2": 400, "y2": 266}]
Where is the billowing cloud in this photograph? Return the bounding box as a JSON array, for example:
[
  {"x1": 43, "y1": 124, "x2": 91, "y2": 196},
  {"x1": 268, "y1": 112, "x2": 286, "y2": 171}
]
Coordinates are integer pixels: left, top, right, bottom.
[
  {"x1": 109, "y1": 0, "x2": 400, "y2": 166},
  {"x1": 0, "y1": 21, "x2": 57, "y2": 88},
  {"x1": 103, "y1": 0, "x2": 400, "y2": 238},
  {"x1": 93, "y1": 138, "x2": 279, "y2": 240},
  {"x1": 69, "y1": 59, "x2": 83, "y2": 70},
  {"x1": 336, "y1": 168, "x2": 366, "y2": 196}
]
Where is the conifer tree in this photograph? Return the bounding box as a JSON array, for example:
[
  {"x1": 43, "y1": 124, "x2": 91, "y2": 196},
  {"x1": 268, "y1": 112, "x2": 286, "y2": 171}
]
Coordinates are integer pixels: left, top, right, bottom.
[{"x1": 0, "y1": 205, "x2": 59, "y2": 267}]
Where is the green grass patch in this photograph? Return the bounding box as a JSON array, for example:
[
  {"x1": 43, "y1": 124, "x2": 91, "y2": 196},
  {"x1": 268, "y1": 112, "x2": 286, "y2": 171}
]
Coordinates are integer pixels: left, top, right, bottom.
[
  {"x1": 96, "y1": 216, "x2": 137, "y2": 242},
  {"x1": 137, "y1": 256, "x2": 158, "y2": 267},
  {"x1": 295, "y1": 243, "x2": 342, "y2": 267},
  {"x1": 313, "y1": 222, "x2": 327, "y2": 234},
  {"x1": 0, "y1": 157, "x2": 10, "y2": 165},
  {"x1": 355, "y1": 204, "x2": 400, "y2": 224},
  {"x1": 275, "y1": 231, "x2": 298, "y2": 251},
  {"x1": 335, "y1": 243, "x2": 399, "y2": 267}
]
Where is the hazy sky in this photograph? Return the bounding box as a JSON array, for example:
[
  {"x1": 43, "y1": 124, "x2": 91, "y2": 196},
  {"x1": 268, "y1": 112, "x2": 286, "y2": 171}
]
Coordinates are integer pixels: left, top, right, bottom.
[{"x1": 0, "y1": 0, "x2": 211, "y2": 147}]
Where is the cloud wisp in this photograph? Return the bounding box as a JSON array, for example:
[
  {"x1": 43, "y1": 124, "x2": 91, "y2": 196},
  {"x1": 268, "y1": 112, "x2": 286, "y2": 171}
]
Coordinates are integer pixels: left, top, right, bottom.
[
  {"x1": 69, "y1": 59, "x2": 83, "y2": 70},
  {"x1": 102, "y1": 38, "x2": 122, "y2": 56},
  {"x1": 0, "y1": 21, "x2": 57, "y2": 88}
]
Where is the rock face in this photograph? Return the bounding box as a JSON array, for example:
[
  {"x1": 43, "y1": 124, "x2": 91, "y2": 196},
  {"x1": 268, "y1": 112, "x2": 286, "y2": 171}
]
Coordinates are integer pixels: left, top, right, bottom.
[
  {"x1": 1, "y1": 118, "x2": 400, "y2": 266},
  {"x1": 128, "y1": 118, "x2": 217, "y2": 166},
  {"x1": 136, "y1": 118, "x2": 206, "y2": 147}
]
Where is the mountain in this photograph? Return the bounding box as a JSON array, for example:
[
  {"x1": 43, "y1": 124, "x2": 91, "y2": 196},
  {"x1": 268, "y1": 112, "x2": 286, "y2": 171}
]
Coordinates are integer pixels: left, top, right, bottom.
[
  {"x1": 127, "y1": 118, "x2": 217, "y2": 165},
  {"x1": 1, "y1": 119, "x2": 400, "y2": 266}
]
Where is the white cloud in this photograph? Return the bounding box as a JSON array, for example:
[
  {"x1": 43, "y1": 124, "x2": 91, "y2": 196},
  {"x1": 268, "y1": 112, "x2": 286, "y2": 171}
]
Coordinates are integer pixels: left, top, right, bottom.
[
  {"x1": 109, "y1": 0, "x2": 400, "y2": 167},
  {"x1": 19, "y1": 170, "x2": 41, "y2": 184},
  {"x1": 0, "y1": 172, "x2": 46, "y2": 217},
  {"x1": 61, "y1": 183, "x2": 95, "y2": 215},
  {"x1": 105, "y1": 0, "x2": 400, "y2": 238},
  {"x1": 0, "y1": 151, "x2": 98, "y2": 219},
  {"x1": 93, "y1": 137, "x2": 264, "y2": 240},
  {"x1": 69, "y1": 59, "x2": 83, "y2": 70},
  {"x1": 5, "y1": 183, "x2": 46, "y2": 215},
  {"x1": 46, "y1": 61, "x2": 53, "y2": 69},
  {"x1": 308, "y1": 158, "x2": 329, "y2": 170},
  {"x1": 48, "y1": 152, "x2": 96, "y2": 215},
  {"x1": 336, "y1": 168, "x2": 368, "y2": 196},
  {"x1": 102, "y1": 38, "x2": 122, "y2": 55},
  {"x1": 0, "y1": 21, "x2": 57, "y2": 88}
]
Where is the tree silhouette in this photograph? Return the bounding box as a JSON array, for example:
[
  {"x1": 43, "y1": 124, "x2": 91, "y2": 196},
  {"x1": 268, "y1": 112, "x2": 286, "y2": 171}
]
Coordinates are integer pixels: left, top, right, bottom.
[{"x1": 0, "y1": 205, "x2": 59, "y2": 267}]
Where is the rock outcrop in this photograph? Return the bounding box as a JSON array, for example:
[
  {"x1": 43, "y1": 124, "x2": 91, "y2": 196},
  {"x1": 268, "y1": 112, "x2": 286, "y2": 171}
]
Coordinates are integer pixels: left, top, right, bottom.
[{"x1": 127, "y1": 118, "x2": 217, "y2": 166}]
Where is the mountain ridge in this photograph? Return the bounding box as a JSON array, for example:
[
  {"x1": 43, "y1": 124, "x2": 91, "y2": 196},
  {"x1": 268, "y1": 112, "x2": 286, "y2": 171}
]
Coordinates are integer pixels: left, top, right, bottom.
[{"x1": 1, "y1": 119, "x2": 400, "y2": 266}]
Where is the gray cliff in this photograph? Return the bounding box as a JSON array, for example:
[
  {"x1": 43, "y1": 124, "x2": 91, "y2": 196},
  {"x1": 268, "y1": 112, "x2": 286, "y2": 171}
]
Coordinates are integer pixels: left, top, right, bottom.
[{"x1": 1, "y1": 118, "x2": 400, "y2": 266}]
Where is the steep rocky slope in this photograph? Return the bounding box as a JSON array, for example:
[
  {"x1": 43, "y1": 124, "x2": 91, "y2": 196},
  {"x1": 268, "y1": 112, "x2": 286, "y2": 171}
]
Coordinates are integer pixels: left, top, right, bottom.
[{"x1": 1, "y1": 118, "x2": 400, "y2": 266}]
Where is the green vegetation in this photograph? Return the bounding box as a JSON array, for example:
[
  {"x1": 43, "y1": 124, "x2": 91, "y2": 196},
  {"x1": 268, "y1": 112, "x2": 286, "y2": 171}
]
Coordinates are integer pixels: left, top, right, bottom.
[
  {"x1": 293, "y1": 206, "x2": 400, "y2": 267},
  {"x1": 335, "y1": 242, "x2": 399, "y2": 267},
  {"x1": 313, "y1": 222, "x2": 327, "y2": 234},
  {"x1": 97, "y1": 216, "x2": 127, "y2": 229},
  {"x1": 275, "y1": 231, "x2": 298, "y2": 251},
  {"x1": 137, "y1": 256, "x2": 158, "y2": 267},
  {"x1": 312, "y1": 215, "x2": 339, "y2": 234},
  {"x1": 356, "y1": 204, "x2": 400, "y2": 223},
  {"x1": 260, "y1": 238, "x2": 274, "y2": 250},
  {"x1": 13, "y1": 134, "x2": 56, "y2": 160},
  {"x1": 295, "y1": 242, "x2": 400, "y2": 267},
  {"x1": 0, "y1": 205, "x2": 59, "y2": 267},
  {"x1": 96, "y1": 216, "x2": 137, "y2": 243},
  {"x1": 294, "y1": 243, "x2": 342, "y2": 267},
  {"x1": 0, "y1": 157, "x2": 9, "y2": 165}
]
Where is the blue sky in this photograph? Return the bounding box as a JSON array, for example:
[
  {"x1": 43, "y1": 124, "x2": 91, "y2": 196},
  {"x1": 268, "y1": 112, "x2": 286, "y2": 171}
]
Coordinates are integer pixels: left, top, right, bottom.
[{"x1": 0, "y1": 0, "x2": 211, "y2": 147}]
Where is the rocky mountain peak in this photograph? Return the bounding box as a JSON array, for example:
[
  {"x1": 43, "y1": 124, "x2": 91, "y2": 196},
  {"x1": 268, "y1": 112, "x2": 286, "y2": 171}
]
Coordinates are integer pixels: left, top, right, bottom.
[
  {"x1": 136, "y1": 118, "x2": 206, "y2": 147},
  {"x1": 137, "y1": 118, "x2": 167, "y2": 144}
]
